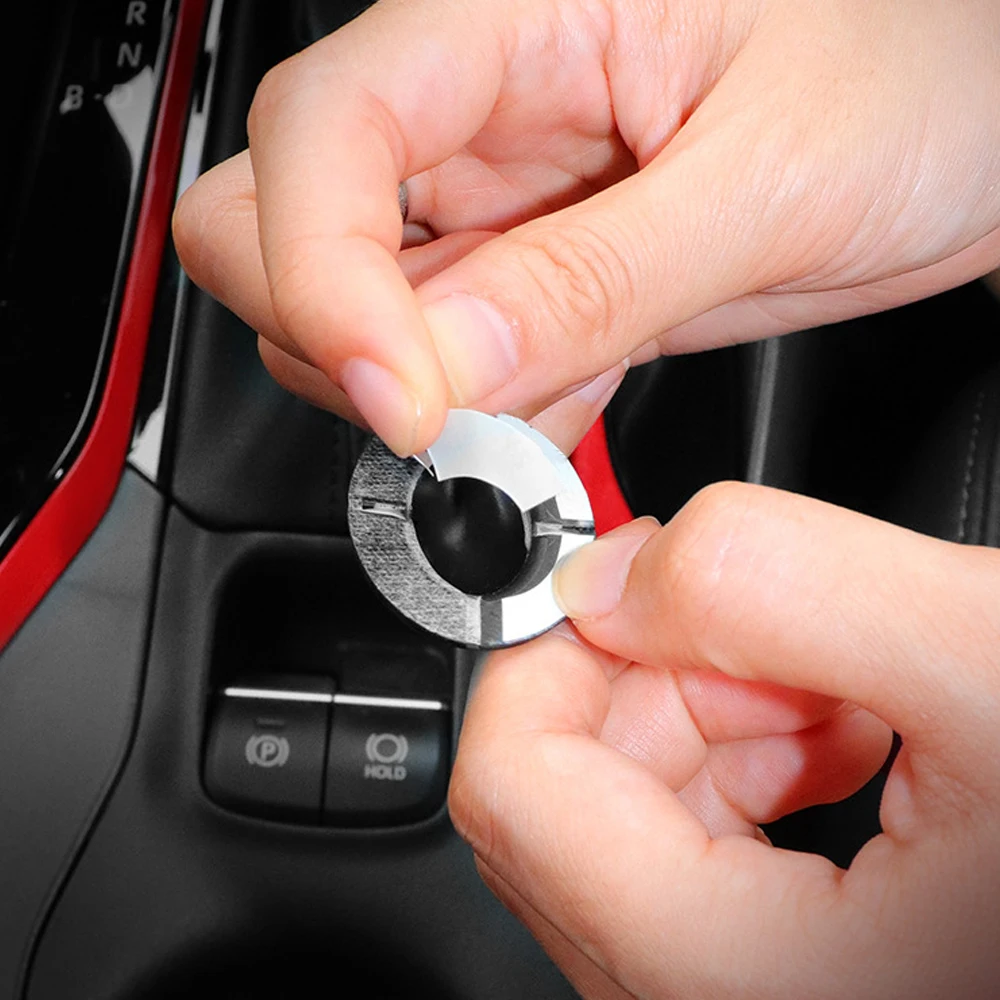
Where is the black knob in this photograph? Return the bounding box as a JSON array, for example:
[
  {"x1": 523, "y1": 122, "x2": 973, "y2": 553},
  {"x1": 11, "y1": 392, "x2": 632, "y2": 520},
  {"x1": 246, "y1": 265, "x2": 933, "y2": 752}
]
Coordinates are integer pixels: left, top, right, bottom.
[{"x1": 411, "y1": 474, "x2": 527, "y2": 596}]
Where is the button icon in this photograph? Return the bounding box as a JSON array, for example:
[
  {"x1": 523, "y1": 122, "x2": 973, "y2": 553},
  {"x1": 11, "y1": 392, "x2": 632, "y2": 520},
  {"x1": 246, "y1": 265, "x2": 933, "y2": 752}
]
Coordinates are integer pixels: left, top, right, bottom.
[
  {"x1": 364, "y1": 732, "x2": 409, "y2": 781},
  {"x1": 244, "y1": 733, "x2": 290, "y2": 768}
]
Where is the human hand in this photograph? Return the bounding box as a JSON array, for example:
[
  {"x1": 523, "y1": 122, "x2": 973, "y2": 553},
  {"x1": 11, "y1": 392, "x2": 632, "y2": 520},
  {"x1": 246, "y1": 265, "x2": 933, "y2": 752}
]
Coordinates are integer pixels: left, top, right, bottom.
[
  {"x1": 173, "y1": 0, "x2": 1000, "y2": 457},
  {"x1": 450, "y1": 482, "x2": 1000, "y2": 999}
]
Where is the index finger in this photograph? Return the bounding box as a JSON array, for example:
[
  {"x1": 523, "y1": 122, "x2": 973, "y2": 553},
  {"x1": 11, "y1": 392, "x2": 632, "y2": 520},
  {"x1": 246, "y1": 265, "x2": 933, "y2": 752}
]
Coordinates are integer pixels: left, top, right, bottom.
[{"x1": 247, "y1": 0, "x2": 508, "y2": 454}]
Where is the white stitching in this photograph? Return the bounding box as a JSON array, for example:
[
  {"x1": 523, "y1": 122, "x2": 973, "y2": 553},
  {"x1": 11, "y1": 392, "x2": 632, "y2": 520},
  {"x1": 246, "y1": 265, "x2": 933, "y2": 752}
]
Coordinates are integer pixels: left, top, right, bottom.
[{"x1": 958, "y1": 390, "x2": 986, "y2": 544}]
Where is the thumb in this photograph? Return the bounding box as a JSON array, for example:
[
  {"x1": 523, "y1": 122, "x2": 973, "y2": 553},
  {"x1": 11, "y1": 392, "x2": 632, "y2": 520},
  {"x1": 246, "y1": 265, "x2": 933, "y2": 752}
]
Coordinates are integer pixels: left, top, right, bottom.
[{"x1": 551, "y1": 482, "x2": 1000, "y2": 768}]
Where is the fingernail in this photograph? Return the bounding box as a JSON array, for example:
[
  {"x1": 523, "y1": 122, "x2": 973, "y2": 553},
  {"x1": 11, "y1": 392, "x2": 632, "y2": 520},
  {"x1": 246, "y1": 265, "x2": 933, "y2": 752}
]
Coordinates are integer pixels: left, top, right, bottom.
[
  {"x1": 340, "y1": 357, "x2": 421, "y2": 457},
  {"x1": 572, "y1": 362, "x2": 628, "y2": 405},
  {"x1": 553, "y1": 519, "x2": 658, "y2": 620},
  {"x1": 422, "y1": 294, "x2": 519, "y2": 405}
]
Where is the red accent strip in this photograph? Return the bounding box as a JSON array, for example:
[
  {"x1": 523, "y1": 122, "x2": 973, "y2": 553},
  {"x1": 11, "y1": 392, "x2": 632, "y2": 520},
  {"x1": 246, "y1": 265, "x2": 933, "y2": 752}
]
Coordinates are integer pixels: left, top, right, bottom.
[
  {"x1": 571, "y1": 414, "x2": 633, "y2": 536},
  {"x1": 0, "y1": 0, "x2": 207, "y2": 651}
]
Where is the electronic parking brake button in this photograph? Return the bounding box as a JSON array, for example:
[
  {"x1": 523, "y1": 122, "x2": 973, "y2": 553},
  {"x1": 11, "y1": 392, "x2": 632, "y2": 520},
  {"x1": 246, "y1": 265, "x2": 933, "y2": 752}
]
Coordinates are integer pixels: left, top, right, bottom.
[
  {"x1": 324, "y1": 696, "x2": 450, "y2": 827},
  {"x1": 204, "y1": 681, "x2": 332, "y2": 822}
]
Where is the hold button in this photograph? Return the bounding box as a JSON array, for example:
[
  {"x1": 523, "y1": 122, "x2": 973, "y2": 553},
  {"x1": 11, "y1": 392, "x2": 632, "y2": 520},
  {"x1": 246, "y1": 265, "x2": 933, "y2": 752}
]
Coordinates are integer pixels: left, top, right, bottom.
[{"x1": 324, "y1": 695, "x2": 450, "y2": 827}]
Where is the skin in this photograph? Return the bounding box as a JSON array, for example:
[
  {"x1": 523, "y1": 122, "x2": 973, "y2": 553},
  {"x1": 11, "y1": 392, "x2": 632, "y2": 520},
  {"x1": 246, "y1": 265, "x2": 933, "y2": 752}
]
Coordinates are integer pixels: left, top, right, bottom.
[
  {"x1": 173, "y1": 0, "x2": 1000, "y2": 993},
  {"x1": 174, "y1": 0, "x2": 1000, "y2": 456},
  {"x1": 453, "y1": 489, "x2": 1000, "y2": 997}
]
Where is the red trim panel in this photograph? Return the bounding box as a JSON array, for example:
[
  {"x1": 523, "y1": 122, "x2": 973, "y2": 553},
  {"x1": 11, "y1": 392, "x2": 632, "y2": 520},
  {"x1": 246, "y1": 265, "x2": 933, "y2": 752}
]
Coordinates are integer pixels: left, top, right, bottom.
[
  {"x1": 0, "y1": 0, "x2": 207, "y2": 651},
  {"x1": 571, "y1": 415, "x2": 634, "y2": 536}
]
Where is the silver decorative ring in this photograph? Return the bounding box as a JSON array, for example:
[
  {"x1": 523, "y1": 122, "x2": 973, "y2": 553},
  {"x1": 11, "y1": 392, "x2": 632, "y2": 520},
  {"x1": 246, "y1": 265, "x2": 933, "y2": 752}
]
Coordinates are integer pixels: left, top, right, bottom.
[
  {"x1": 348, "y1": 411, "x2": 596, "y2": 648},
  {"x1": 397, "y1": 181, "x2": 409, "y2": 223}
]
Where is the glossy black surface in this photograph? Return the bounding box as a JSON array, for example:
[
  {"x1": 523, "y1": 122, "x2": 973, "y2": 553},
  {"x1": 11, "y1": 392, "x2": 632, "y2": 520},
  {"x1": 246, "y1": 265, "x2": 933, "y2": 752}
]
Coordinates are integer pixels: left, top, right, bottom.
[{"x1": 0, "y1": 0, "x2": 173, "y2": 557}]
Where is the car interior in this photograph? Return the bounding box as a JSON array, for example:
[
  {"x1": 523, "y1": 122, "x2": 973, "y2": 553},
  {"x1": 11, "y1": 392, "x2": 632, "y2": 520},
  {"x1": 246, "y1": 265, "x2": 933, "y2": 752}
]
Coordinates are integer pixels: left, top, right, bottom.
[{"x1": 3, "y1": 1, "x2": 1000, "y2": 997}]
